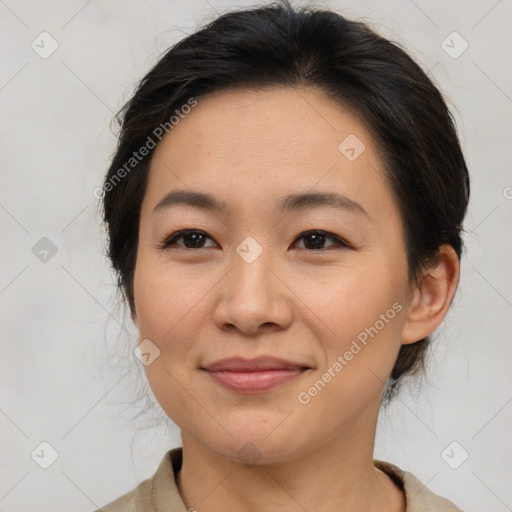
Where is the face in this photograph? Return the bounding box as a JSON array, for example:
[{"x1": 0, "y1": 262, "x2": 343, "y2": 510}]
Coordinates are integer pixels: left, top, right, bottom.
[{"x1": 133, "y1": 86, "x2": 415, "y2": 464}]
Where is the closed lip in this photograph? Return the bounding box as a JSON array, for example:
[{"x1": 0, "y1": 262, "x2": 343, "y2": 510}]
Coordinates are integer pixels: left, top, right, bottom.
[
  {"x1": 201, "y1": 356, "x2": 311, "y2": 372},
  {"x1": 201, "y1": 356, "x2": 311, "y2": 394}
]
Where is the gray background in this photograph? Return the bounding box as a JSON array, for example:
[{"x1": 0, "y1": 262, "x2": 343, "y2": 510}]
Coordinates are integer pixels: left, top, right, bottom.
[{"x1": 1, "y1": 0, "x2": 511, "y2": 510}]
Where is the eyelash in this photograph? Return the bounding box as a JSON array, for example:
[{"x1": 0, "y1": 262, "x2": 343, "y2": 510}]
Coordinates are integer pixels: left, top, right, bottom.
[{"x1": 157, "y1": 229, "x2": 351, "y2": 251}]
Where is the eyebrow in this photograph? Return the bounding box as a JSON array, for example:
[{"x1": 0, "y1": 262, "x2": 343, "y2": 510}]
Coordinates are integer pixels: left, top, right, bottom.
[{"x1": 152, "y1": 189, "x2": 369, "y2": 218}]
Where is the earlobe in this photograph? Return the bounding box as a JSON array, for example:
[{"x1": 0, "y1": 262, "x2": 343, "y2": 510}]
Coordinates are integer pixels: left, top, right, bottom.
[{"x1": 401, "y1": 245, "x2": 460, "y2": 345}]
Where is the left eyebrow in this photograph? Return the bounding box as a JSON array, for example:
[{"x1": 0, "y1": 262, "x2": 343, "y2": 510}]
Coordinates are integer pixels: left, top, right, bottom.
[
  {"x1": 274, "y1": 191, "x2": 369, "y2": 218},
  {"x1": 151, "y1": 189, "x2": 369, "y2": 218}
]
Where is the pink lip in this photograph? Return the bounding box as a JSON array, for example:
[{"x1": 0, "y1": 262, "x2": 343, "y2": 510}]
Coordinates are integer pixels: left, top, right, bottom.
[{"x1": 201, "y1": 357, "x2": 310, "y2": 394}]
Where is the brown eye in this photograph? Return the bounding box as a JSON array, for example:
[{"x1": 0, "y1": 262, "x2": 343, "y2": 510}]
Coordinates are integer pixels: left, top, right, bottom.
[
  {"x1": 160, "y1": 230, "x2": 217, "y2": 250},
  {"x1": 159, "y1": 229, "x2": 349, "y2": 251},
  {"x1": 293, "y1": 230, "x2": 349, "y2": 250}
]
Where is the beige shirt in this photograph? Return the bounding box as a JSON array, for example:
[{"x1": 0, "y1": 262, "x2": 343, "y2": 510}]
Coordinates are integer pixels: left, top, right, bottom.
[{"x1": 96, "y1": 448, "x2": 462, "y2": 512}]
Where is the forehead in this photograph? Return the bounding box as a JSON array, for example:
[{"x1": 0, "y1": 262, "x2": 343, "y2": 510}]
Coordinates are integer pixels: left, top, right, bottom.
[
  {"x1": 152, "y1": 86, "x2": 375, "y2": 164},
  {"x1": 144, "y1": 86, "x2": 394, "y2": 219}
]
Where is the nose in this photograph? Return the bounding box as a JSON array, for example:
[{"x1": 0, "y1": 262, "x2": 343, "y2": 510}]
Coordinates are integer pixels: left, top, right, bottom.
[{"x1": 213, "y1": 246, "x2": 293, "y2": 336}]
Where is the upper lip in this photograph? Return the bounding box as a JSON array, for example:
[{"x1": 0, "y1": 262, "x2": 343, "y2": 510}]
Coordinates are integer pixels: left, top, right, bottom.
[{"x1": 201, "y1": 356, "x2": 310, "y2": 372}]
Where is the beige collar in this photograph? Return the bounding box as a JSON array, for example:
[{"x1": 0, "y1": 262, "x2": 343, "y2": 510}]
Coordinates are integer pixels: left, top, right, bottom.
[{"x1": 99, "y1": 448, "x2": 463, "y2": 512}]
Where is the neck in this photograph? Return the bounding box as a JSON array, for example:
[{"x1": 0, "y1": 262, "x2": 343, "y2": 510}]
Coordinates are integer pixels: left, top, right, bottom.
[{"x1": 175, "y1": 403, "x2": 405, "y2": 512}]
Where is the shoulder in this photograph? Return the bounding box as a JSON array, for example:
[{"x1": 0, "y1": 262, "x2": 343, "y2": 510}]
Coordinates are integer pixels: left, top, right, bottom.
[
  {"x1": 95, "y1": 451, "x2": 463, "y2": 512},
  {"x1": 374, "y1": 460, "x2": 463, "y2": 512},
  {"x1": 93, "y1": 448, "x2": 187, "y2": 512}
]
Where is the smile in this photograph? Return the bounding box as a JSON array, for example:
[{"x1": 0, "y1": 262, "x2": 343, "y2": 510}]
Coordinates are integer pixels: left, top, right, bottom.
[{"x1": 201, "y1": 357, "x2": 311, "y2": 394}]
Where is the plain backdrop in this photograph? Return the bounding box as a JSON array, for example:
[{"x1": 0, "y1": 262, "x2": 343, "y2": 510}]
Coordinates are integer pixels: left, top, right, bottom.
[{"x1": 1, "y1": 1, "x2": 511, "y2": 511}]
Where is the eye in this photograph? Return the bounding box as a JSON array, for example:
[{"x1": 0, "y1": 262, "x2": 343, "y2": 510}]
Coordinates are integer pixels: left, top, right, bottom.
[
  {"x1": 158, "y1": 229, "x2": 350, "y2": 251},
  {"x1": 158, "y1": 229, "x2": 218, "y2": 250},
  {"x1": 292, "y1": 230, "x2": 349, "y2": 250}
]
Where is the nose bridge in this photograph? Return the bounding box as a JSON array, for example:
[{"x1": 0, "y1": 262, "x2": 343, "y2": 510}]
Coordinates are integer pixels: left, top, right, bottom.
[
  {"x1": 214, "y1": 237, "x2": 290, "y2": 333},
  {"x1": 230, "y1": 237, "x2": 274, "y2": 306},
  {"x1": 233, "y1": 239, "x2": 272, "y2": 299}
]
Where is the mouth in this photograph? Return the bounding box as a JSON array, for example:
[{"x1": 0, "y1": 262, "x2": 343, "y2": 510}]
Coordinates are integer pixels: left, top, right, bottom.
[{"x1": 200, "y1": 356, "x2": 311, "y2": 394}]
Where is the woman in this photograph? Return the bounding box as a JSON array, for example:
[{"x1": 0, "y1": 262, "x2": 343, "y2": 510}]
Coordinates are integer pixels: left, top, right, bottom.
[{"x1": 96, "y1": 1, "x2": 469, "y2": 510}]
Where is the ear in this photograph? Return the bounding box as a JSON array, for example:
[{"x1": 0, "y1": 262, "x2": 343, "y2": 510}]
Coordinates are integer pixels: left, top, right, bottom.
[{"x1": 401, "y1": 244, "x2": 460, "y2": 345}]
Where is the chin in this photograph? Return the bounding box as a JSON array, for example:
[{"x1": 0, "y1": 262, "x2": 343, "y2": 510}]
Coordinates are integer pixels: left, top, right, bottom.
[{"x1": 190, "y1": 425, "x2": 308, "y2": 467}]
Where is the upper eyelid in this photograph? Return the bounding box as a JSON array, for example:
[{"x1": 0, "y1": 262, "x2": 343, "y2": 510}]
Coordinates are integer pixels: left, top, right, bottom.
[
  {"x1": 161, "y1": 229, "x2": 348, "y2": 249},
  {"x1": 158, "y1": 229, "x2": 217, "y2": 250}
]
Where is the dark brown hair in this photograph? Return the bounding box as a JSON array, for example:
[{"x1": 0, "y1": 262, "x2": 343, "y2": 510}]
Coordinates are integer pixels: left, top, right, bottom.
[{"x1": 102, "y1": 0, "x2": 470, "y2": 402}]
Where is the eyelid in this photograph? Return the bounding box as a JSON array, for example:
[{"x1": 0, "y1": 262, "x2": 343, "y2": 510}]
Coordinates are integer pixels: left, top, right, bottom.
[
  {"x1": 157, "y1": 229, "x2": 217, "y2": 250},
  {"x1": 293, "y1": 230, "x2": 350, "y2": 250},
  {"x1": 158, "y1": 229, "x2": 351, "y2": 251}
]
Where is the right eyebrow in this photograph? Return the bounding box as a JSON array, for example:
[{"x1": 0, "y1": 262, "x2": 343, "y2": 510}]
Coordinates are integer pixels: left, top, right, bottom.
[{"x1": 152, "y1": 190, "x2": 230, "y2": 216}]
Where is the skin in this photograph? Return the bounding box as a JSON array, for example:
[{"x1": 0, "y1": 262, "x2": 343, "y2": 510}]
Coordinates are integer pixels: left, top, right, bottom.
[{"x1": 132, "y1": 86, "x2": 460, "y2": 512}]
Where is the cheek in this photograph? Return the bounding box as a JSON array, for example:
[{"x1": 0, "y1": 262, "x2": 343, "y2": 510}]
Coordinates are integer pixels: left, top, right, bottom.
[
  {"x1": 133, "y1": 258, "x2": 212, "y2": 425},
  {"x1": 296, "y1": 261, "x2": 407, "y2": 384},
  {"x1": 298, "y1": 261, "x2": 404, "y2": 337},
  {"x1": 133, "y1": 253, "x2": 210, "y2": 340},
  {"x1": 133, "y1": 252, "x2": 226, "y2": 396}
]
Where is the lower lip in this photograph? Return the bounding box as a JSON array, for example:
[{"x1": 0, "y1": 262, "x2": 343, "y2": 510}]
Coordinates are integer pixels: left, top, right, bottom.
[{"x1": 204, "y1": 368, "x2": 306, "y2": 394}]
